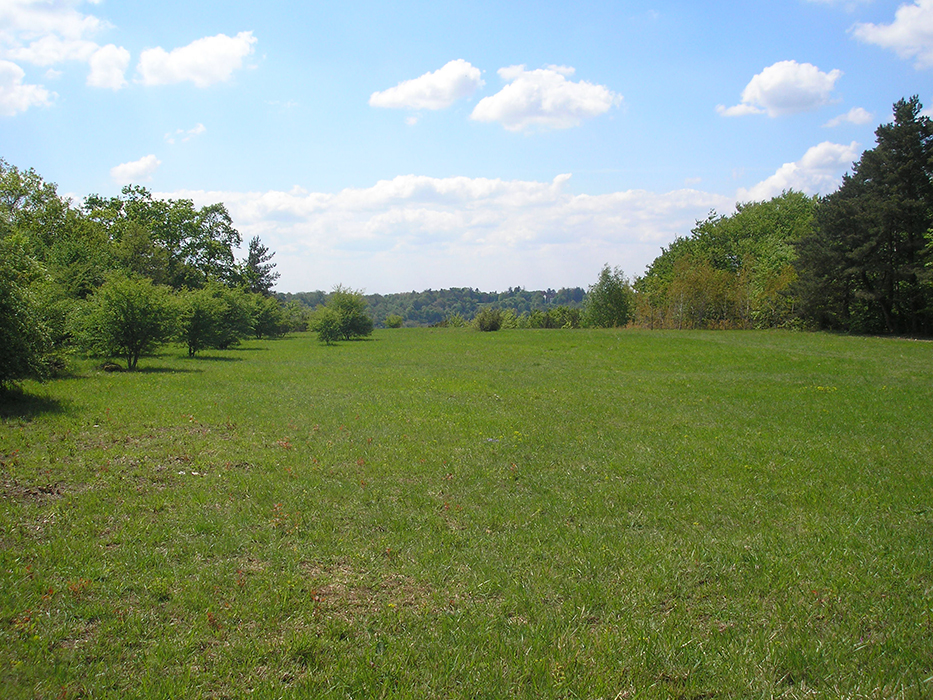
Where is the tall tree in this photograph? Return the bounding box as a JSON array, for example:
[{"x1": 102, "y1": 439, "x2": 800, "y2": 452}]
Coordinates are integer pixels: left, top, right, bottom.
[
  {"x1": 239, "y1": 236, "x2": 280, "y2": 296},
  {"x1": 797, "y1": 97, "x2": 933, "y2": 335},
  {"x1": 584, "y1": 265, "x2": 634, "y2": 328},
  {"x1": 83, "y1": 187, "x2": 242, "y2": 289}
]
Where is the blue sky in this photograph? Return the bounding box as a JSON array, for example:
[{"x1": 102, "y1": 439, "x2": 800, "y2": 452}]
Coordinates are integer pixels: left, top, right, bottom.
[{"x1": 2, "y1": 0, "x2": 931, "y2": 293}]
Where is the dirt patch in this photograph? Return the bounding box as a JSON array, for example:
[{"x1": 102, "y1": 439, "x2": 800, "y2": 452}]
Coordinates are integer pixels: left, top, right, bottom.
[{"x1": 299, "y1": 562, "x2": 436, "y2": 620}]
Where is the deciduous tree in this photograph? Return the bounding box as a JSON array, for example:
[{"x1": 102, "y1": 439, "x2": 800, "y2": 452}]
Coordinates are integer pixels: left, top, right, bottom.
[{"x1": 73, "y1": 274, "x2": 175, "y2": 370}]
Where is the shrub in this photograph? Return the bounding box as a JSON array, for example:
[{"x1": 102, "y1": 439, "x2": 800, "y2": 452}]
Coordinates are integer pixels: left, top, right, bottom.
[
  {"x1": 0, "y1": 235, "x2": 53, "y2": 388},
  {"x1": 474, "y1": 307, "x2": 504, "y2": 332},
  {"x1": 385, "y1": 313, "x2": 404, "y2": 328},
  {"x1": 73, "y1": 273, "x2": 174, "y2": 370},
  {"x1": 310, "y1": 306, "x2": 342, "y2": 345}
]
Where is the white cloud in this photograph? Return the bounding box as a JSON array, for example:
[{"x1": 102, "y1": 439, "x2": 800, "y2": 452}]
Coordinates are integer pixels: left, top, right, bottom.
[
  {"x1": 111, "y1": 154, "x2": 161, "y2": 185},
  {"x1": 165, "y1": 123, "x2": 207, "y2": 144},
  {"x1": 136, "y1": 31, "x2": 257, "y2": 88},
  {"x1": 717, "y1": 60, "x2": 842, "y2": 117},
  {"x1": 470, "y1": 65, "x2": 622, "y2": 131},
  {"x1": 0, "y1": 0, "x2": 130, "y2": 93},
  {"x1": 0, "y1": 0, "x2": 107, "y2": 45},
  {"x1": 852, "y1": 0, "x2": 933, "y2": 69},
  {"x1": 0, "y1": 59, "x2": 54, "y2": 115},
  {"x1": 369, "y1": 59, "x2": 484, "y2": 110},
  {"x1": 5, "y1": 34, "x2": 99, "y2": 65},
  {"x1": 87, "y1": 43, "x2": 129, "y2": 89},
  {"x1": 160, "y1": 174, "x2": 731, "y2": 293},
  {"x1": 823, "y1": 106, "x2": 874, "y2": 127},
  {"x1": 737, "y1": 141, "x2": 859, "y2": 201}
]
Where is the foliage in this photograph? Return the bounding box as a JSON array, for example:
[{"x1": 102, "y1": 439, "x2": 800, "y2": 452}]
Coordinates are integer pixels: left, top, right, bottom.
[
  {"x1": 0, "y1": 235, "x2": 53, "y2": 388},
  {"x1": 796, "y1": 97, "x2": 933, "y2": 335},
  {"x1": 250, "y1": 293, "x2": 288, "y2": 339},
  {"x1": 385, "y1": 313, "x2": 404, "y2": 328},
  {"x1": 282, "y1": 300, "x2": 310, "y2": 333},
  {"x1": 212, "y1": 286, "x2": 254, "y2": 349},
  {"x1": 0, "y1": 158, "x2": 289, "y2": 380},
  {"x1": 310, "y1": 306, "x2": 343, "y2": 345},
  {"x1": 283, "y1": 286, "x2": 587, "y2": 328},
  {"x1": 584, "y1": 264, "x2": 634, "y2": 327},
  {"x1": 474, "y1": 306, "x2": 504, "y2": 331},
  {"x1": 72, "y1": 273, "x2": 175, "y2": 370},
  {"x1": 311, "y1": 286, "x2": 374, "y2": 343},
  {"x1": 635, "y1": 191, "x2": 815, "y2": 329},
  {"x1": 83, "y1": 186, "x2": 244, "y2": 290},
  {"x1": 177, "y1": 285, "x2": 227, "y2": 357},
  {"x1": 239, "y1": 235, "x2": 280, "y2": 296}
]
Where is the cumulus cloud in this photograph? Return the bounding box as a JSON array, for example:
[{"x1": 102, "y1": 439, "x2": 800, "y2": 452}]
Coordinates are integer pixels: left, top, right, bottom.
[
  {"x1": 160, "y1": 174, "x2": 731, "y2": 293},
  {"x1": 111, "y1": 154, "x2": 161, "y2": 185},
  {"x1": 717, "y1": 60, "x2": 842, "y2": 117},
  {"x1": 0, "y1": 0, "x2": 107, "y2": 45},
  {"x1": 136, "y1": 31, "x2": 256, "y2": 87},
  {"x1": 823, "y1": 106, "x2": 874, "y2": 127},
  {"x1": 0, "y1": 0, "x2": 129, "y2": 96},
  {"x1": 87, "y1": 44, "x2": 129, "y2": 89},
  {"x1": 852, "y1": 0, "x2": 933, "y2": 69},
  {"x1": 737, "y1": 141, "x2": 859, "y2": 202},
  {"x1": 0, "y1": 60, "x2": 54, "y2": 115},
  {"x1": 470, "y1": 65, "x2": 622, "y2": 131},
  {"x1": 5, "y1": 34, "x2": 99, "y2": 65},
  {"x1": 369, "y1": 59, "x2": 484, "y2": 110}
]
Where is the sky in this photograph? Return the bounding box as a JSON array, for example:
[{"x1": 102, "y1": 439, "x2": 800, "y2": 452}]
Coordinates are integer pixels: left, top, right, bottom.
[{"x1": 2, "y1": 0, "x2": 932, "y2": 294}]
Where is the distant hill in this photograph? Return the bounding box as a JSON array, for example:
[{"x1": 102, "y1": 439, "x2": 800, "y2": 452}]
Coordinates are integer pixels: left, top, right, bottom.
[{"x1": 278, "y1": 286, "x2": 586, "y2": 327}]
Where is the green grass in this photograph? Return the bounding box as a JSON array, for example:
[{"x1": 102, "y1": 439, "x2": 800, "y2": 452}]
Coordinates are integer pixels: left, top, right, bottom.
[{"x1": 2, "y1": 329, "x2": 932, "y2": 698}]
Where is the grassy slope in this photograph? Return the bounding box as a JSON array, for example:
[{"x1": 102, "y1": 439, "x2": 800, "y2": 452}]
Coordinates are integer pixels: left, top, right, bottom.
[{"x1": 1, "y1": 329, "x2": 932, "y2": 698}]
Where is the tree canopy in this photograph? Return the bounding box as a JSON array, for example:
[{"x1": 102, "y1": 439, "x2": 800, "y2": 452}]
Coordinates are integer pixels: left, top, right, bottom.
[
  {"x1": 0, "y1": 159, "x2": 287, "y2": 381},
  {"x1": 795, "y1": 96, "x2": 933, "y2": 335}
]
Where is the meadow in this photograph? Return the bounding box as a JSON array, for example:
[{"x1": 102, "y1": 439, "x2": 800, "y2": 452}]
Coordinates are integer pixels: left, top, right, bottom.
[{"x1": 1, "y1": 329, "x2": 932, "y2": 699}]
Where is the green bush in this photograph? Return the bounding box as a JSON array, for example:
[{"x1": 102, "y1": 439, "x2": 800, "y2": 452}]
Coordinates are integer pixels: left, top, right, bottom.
[
  {"x1": 385, "y1": 313, "x2": 404, "y2": 328},
  {"x1": 474, "y1": 307, "x2": 504, "y2": 332},
  {"x1": 310, "y1": 306, "x2": 342, "y2": 345},
  {"x1": 73, "y1": 273, "x2": 174, "y2": 370},
  {"x1": 0, "y1": 235, "x2": 53, "y2": 387}
]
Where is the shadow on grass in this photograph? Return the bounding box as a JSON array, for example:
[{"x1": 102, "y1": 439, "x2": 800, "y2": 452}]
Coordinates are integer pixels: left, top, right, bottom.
[
  {"x1": 133, "y1": 366, "x2": 203, "y2": 374},
  {"x1": 180, "y1": 354, "x2": 243, "y2": 363},
  {"x1": 0, "y1": 388, "x2": 70, "y2": 420}
]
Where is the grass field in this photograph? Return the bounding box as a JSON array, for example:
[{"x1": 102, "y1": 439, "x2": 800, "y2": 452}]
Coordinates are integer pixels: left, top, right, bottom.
[{"x1": 2, "y1": 329, "x2": 932, "y2": 698}]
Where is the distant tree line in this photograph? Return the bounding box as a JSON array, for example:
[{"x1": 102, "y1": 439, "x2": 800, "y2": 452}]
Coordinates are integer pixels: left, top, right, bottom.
[
  {"x1": 631, "y1": 97, "x2": 933, "y2": 335},
  {"x1": 4, "y1": 97, "x2": 930, "y2": 386},
  {"x1": 279, "y1": 286, "x2": 586, "y2": 328},
  {"x1": 1, "y1": 162, "x2": 296, "y2": 384}
]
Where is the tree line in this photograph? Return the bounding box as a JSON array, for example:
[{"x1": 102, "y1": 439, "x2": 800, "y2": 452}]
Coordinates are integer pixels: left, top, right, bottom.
[
  {"x1": 1, "y1": 165, "x2": 294, "y2": 384},
  {"x1": 4, "y1": 97, "x2": 930, "y2": 386},
  {"x1": 629, "y1": 96, "x2": 933, "y2": 335},
  {"x1": 279, "y1": 286, "x2": 587, "y2": 328}
]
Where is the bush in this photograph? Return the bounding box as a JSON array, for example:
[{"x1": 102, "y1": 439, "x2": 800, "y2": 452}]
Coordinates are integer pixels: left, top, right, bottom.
[
  {"x1": 0, "y1": 235, "x2": 53, "y2": 388},
  {"x1": 251, "y1": 293, "x2": 288, "y2": 339},
  {"x1": 474, "y1": 307, "x2": 504, "y2": 332},
  {"x1": 73, "y1": 273, "x2": 174, "y2": 370},
  {"x1": 310, "y1": 286, "x2": 374, "y2": 343},
  {"x1": 385, "y1": 313, "x2": 404, "y2": 328},
  {"x1": 177, "y1": 286, "x2": 225, "y2": 357},
  {"x1": 310, "y1": 307, "x2": 343, "y2": 345}
]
